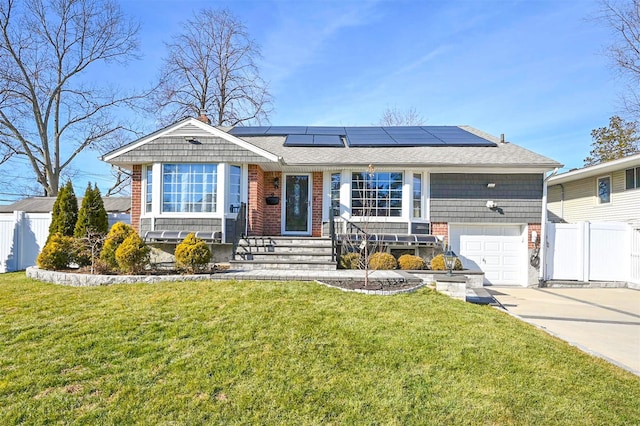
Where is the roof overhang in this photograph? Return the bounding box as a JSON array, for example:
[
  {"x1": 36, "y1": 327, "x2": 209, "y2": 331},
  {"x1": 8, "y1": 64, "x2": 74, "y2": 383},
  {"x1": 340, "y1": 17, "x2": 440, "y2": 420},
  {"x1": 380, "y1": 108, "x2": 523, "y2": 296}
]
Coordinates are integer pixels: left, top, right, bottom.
[
  {"x1": 102, "y1": 118, "x2": 282, "y2": 164},
  {"x1": 548, "y1": 153, "x2": 640, "y2": 185}
]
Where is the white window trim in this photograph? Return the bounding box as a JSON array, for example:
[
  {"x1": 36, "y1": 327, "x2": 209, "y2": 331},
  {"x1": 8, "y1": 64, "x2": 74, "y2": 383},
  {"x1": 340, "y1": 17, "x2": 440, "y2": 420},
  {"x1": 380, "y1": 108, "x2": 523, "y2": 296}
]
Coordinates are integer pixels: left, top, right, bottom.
[
  {"x1": 625, "y1": 166, "x2": 640, "y2": 191},
  {"x1": 596, "y1": 174, "x2": 612, "y2": 205}
]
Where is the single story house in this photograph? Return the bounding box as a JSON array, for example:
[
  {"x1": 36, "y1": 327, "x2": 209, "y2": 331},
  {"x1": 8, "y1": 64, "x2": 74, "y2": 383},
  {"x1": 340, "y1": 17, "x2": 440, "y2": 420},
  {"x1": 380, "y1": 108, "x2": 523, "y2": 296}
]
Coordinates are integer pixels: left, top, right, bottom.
[
  {"x1": 102, "y1": 115, "x2": 561, "y2": 286},
  {"x1": 0, "y1": 196, "x2": 131, "y2": 273}
]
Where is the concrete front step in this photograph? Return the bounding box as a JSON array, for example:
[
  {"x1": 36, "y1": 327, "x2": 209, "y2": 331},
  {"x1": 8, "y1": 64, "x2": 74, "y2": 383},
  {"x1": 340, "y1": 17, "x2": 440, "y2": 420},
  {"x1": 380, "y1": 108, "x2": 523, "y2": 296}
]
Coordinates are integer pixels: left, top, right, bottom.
[
  {"x1": 229, "y1": 259, "x2": 337, "y2": 271},
  {"x1": 235, "y1": 252, "x2": 334, "y2": 262},
  {"x1": 235, "y1": 245, "x2": 333, "y2": 254},
  {"x1": 239, "y1": 236, "x2": 333, "y2": 247},
  {"x1": 233, "y1": 236, "x2": 336, "y2": 271}
]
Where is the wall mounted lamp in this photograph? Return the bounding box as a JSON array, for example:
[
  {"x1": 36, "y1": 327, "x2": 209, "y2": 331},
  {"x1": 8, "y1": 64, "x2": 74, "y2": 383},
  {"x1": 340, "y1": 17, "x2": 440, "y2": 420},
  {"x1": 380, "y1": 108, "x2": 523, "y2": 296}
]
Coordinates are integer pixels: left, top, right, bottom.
[
  {"x1": 486, "y1": 200, "x2": 498, "y2": 209},
  {"x1": 486, "y1": 183, "x2": 496, "y2": 188},
  {"x1": 273, "y1": 176, "x2": 280, "y2": 189}
]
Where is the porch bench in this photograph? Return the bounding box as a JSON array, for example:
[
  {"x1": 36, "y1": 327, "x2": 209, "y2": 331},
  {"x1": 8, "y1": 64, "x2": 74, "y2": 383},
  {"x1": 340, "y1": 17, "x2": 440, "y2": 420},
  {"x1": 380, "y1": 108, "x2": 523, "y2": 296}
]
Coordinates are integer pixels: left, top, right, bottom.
[
  {"x1": 337, "y1": 233, "x2": 440, "y2": 247},
  {"x1": 143, "y1": 230, "x2": 222, "y2": 244}
]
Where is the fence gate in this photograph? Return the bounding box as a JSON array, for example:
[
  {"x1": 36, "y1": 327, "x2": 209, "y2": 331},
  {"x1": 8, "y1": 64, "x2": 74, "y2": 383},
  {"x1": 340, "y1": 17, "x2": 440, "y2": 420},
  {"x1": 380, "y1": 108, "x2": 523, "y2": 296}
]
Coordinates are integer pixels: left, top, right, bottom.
[
  {"x1": 546, "y1": 221, "x2": 630, "y2": 282},
  {"x1": 631, "y1": 226, "x2": 640, "y2": 285}
]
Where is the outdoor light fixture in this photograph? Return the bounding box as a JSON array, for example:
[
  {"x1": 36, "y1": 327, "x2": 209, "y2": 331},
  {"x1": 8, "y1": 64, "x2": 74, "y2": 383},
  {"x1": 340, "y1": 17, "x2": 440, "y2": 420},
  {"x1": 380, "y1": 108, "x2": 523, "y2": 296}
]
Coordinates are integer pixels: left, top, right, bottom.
[
  {"x1": 183, "y1": 137, "x2": 200, "y2": 144},
  {"x1": 273, "y1": 176, "x2": 280, "y2": 189},
  {"x1": 487, "y1": 182, "x2": 496, "y2": 188},
  {"x1": 443, "y1": 245, "x2": 457, "y2": 277},
  {"x1": 486, "y1": 200, "x2": 497, "y2": 209}
]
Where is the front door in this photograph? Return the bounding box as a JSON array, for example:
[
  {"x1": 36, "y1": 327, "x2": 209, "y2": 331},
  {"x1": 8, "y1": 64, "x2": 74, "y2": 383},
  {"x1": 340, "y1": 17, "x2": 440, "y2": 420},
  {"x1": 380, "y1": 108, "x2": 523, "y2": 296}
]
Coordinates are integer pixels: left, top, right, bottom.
[{"x1": 283, "y1": 174, "x2": 311, "y2": 235}]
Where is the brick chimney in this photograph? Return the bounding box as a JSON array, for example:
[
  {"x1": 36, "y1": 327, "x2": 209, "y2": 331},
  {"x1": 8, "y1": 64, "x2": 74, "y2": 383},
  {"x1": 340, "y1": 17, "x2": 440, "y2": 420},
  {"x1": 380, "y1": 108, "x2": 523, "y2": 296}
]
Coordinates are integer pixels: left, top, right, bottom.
[{"x1": 197, "y1": 109, "x2": 211, "y2": 125}]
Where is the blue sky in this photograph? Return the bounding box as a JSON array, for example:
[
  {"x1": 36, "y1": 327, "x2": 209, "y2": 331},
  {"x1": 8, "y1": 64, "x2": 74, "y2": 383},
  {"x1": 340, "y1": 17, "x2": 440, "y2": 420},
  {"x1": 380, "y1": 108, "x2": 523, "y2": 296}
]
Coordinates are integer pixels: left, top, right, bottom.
[{"x1": 2, "y1": 0, "x2": 622, "y2": 203}]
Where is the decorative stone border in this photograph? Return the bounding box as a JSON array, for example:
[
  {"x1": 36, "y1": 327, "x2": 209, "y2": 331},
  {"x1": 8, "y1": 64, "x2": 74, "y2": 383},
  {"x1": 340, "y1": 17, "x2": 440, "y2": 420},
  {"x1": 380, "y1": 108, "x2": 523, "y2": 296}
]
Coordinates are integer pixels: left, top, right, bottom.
[{"x1": 26, "y1": 266, "x2": 218, "y2": 287}]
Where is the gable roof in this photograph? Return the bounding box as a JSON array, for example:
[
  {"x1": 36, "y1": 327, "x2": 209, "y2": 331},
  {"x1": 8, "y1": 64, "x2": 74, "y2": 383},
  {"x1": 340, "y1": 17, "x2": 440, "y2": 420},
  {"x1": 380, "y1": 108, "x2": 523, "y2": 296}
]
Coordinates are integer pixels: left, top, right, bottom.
[
  {"x1": 0, "y1": 197, "x2": 131, "y2": 213},
  {"x1": 102, "y1": 118, "x2": 282, "y2": 166},
  {"x1": 548, "y1": 153, "x2": 640, "y2": 185}
]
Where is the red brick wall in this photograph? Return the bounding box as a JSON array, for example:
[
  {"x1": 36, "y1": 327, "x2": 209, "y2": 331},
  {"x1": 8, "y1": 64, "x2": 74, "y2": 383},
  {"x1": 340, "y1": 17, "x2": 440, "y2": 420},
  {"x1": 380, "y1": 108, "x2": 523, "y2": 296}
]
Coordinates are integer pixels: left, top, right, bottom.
[
  {"x1": 247, "y1": 165, "x2": 264, "y2": 236},
  {"x1": 131, "y1": 165, "x2": 142, "y2": 232},
  {"x1": 263, "y1": 171, "x2": 282, "y2": 236},
  {"x1": 528, "y1": 223, "x2": 541, "y2": 249},
  {"x1": 312, "y1": 172, "x2": 323, "y2": 237},
  {"x1": 431, "y1": 222, "x2": 448, "y2": 244}
]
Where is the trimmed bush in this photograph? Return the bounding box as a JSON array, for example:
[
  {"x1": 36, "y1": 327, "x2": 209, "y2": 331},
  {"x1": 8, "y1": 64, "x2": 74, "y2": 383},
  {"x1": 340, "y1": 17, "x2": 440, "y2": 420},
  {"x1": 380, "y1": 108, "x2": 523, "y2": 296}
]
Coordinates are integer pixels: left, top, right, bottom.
[
  {"x1": 100, "y1": 222, "x2": 136, "y2": 269},
  {"x1": 398, "y1": 254, "x2": 426, "y2": 270},
  {"x1": 47, "y1": 181, "x2": 78, "y2": 241},
  {"x1": 175, "y1": 233, "x2": 212, "y2": 273},
  {"x1": 369, "y1": 252, "x2": 397, "y2": 270},
  {"x1": 430, "y1": 254, "x2": 463, "y2": 271},
  {"x1": 339, "y1": 252, "x2": 361, "y2": 270},
  {"x1": 37, "y1": 233, "x2": 75, "y2": 270},
  {"x1": 115, "y1": 233, "x2": 150, "y2": 274}
]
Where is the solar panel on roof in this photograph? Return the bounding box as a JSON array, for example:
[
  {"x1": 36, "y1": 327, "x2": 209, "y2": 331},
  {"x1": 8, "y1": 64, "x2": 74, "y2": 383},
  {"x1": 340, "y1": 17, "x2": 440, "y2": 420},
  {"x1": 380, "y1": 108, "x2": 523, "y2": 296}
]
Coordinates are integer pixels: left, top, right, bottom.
[
  {"x1": 305, "y1": 127, "x2": 346, "y2": 135},
  {"x1": 424, "y1": 127, "x2": 496, "y2": 146},
  {"x1": 284, "y1": 134, "x2": 314, "y2": 146},
  {"x1": 266, "y1": 126, "x2": 308, "y2": 134},
  {"x1": 229, "y1": 126, "x2": 270, "y2": 135},
  {"x1": 313, "y1": 135, "x2": 344, "y2": 146}
]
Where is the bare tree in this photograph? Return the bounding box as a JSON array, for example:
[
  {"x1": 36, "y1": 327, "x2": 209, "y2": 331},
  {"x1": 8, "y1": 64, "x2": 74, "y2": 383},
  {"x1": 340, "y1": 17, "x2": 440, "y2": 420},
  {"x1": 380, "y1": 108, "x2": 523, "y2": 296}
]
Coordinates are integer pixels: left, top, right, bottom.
[
  {"x1": 152, "y1": 8, "x2": 272, "y2": 126},
  {"x1": 378, "y1": 106, "x2": 425, "y2": 126},
  {"x1": 599, "y1": 0, "x2": 640, "y2": 117},
  {"x1": 0, "y1": 0, "x2": 144, "y2": 196}
]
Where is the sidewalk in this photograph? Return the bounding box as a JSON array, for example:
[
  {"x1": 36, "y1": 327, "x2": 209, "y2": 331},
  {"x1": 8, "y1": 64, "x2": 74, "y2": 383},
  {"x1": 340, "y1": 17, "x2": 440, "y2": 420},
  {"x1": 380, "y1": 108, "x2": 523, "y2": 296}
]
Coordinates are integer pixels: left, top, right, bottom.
[{"x1": 488, "y1": 287, "x2": 640, "y2": 376}]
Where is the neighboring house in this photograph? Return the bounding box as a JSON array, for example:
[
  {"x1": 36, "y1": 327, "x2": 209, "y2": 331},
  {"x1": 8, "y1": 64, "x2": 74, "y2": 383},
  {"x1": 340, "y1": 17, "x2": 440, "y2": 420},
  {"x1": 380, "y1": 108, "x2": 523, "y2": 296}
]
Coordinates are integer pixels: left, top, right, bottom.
[
  {"x1": 0, "y1": 197, "x2": 131, "y2": 273},
  {"x1": 102, "y1": 116, "x2": 561, "y2": 286},
  {"x1": 547, "y1": 153, "x2": 640, "y2": 224},
  {"x1": 546, "y1": 154, "x2": 640, "y2": 287}
]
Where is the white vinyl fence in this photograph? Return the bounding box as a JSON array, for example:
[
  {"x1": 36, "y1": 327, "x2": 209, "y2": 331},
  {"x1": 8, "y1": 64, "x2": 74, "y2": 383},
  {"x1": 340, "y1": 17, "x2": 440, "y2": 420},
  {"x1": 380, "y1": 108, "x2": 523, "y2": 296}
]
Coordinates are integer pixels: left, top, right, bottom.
[
  {"x1": 545, "y1": 221, "x2": 634, "y2": 285},
  {"x1": 0, "y1": 211, "x2": 130, "y2": 273}
]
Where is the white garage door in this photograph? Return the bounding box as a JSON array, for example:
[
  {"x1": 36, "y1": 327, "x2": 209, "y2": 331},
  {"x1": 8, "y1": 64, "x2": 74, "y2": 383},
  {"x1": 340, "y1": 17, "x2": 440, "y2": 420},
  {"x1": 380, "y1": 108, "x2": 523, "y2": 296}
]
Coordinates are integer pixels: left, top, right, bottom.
[{"x1": 449, "y1": 224, "x2": 525, "y2": 286}]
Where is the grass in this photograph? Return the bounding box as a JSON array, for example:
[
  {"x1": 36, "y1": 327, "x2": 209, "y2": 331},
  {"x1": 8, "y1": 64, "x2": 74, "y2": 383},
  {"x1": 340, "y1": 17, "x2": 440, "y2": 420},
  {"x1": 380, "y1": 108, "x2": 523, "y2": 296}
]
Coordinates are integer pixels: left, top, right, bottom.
[{"x1": 0, "y1": 272, "x2": 639, "y2": 425}]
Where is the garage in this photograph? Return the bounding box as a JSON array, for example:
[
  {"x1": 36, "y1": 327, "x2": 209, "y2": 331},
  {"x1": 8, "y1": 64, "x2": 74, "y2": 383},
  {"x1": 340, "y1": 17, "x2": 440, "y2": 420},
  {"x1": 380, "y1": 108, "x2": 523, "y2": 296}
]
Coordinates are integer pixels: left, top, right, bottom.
[{"x1": 449, "y1": 224, "x2": 526, "y2": 286}]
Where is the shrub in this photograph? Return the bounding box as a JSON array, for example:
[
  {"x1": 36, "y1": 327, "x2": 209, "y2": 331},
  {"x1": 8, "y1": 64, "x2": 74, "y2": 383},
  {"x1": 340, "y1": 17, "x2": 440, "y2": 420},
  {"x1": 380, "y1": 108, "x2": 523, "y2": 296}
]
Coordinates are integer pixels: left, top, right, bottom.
[
  {"x1": 37, "y1": 233, "x2": 75, "y2": 270},
  {"x1": 100, "y1": 222, "x2": 136, "y2": 269},
  {"x1": 115, "y1": 233, "x2": 150, "y2": 274},
  {"x1": 75, "y1": 183, "x2": 108, "y2": 238},
  {"x1": 47, "y1": 180, "x2": 78, "y2": 241},
  {"x1": 430, "y1": 254, "x2": 463, "y2": 271},
  {"x1": 175, "y1": 233, "x2": 212, "y2": 273},
  {"x1": 339, "y1": 252, "x2": 361, "y2": 269},
  {"x1": 368, "y1": 252, "x2": 397, "y2": 270},
  {"x1": 398, "y1": 254, "x2": 426, "y2": 270}
]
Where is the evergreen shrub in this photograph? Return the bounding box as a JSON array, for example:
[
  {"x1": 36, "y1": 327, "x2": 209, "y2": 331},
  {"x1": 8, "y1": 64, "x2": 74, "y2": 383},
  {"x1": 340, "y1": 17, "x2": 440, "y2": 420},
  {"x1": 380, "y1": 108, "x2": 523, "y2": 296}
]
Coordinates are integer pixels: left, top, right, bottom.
[
  {"x1": 398, "y1": 254, "x2": 426, "y2": 270},
  {"x1": 115, "y1": 233, "x2": 149, "y2": 274},
  {"x1": 175, "y1": 233, "x2": 211, "y2": 273},
  {"x1": 368, "y1": 252, "x2": 397, "y2": 270}
]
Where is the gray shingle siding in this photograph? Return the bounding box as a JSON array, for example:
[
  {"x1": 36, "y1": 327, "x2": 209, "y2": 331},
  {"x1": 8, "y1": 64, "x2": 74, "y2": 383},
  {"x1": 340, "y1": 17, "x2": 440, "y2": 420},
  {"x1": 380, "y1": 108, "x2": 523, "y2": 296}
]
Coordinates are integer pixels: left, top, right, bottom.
[
  {"x1": 430, "y1": 173, "x2": 543, "y2": 223},
  {"x1": 113, "y1": 137, "x2": 273, "y2": 164},
  {"x1": 139, "y1": 217, "x2": 222, "y2": 233}
]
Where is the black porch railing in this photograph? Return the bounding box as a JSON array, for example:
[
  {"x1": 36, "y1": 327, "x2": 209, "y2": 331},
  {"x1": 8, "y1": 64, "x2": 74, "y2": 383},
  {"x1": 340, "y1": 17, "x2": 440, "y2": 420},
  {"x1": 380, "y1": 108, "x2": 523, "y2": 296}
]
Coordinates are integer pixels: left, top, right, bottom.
[{"x1": 231, "y1": 202, "x2": 247, "y2": 260}]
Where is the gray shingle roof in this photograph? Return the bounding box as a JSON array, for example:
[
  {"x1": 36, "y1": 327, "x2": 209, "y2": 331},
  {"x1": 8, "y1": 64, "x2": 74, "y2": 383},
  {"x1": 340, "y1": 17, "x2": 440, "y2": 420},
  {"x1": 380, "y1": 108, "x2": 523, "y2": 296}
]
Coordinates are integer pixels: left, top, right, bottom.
[
  {"x1": 235, "y1": 126, "x2": 561, "y2": 169},
  {"x1": 0, "y1": 197, "x2": 131, "y2": 213}
]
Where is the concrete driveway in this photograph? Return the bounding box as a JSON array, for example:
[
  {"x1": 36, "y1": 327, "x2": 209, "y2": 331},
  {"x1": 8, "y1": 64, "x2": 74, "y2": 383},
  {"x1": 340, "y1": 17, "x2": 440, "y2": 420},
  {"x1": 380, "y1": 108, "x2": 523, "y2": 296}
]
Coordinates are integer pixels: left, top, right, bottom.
[{"x1": 488, "y1": 287, "x2": 640, "y2": 376}]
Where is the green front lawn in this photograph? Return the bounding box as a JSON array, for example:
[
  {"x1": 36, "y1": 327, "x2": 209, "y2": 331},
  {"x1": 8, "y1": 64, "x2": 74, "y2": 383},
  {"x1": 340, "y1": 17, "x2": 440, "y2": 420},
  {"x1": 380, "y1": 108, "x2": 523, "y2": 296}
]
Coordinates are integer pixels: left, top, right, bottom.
[{"x1": 1, "y1": 272, "x2": 639, "y2": 424}]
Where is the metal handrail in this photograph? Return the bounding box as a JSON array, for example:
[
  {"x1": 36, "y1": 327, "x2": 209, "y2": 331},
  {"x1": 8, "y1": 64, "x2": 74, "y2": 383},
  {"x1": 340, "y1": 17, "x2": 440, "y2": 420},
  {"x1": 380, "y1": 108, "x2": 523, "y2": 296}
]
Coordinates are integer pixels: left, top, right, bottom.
[{"x1": 231, "y1": 202, "x2": 247, "y2": 260}]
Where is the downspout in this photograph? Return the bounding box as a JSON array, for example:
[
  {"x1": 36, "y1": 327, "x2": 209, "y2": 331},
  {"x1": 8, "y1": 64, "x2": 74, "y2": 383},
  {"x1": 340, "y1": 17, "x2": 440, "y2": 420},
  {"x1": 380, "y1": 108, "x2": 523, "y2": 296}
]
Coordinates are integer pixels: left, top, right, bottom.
[{"x1": 540, "y1": 168, "x2": 559, "y2": 284}]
